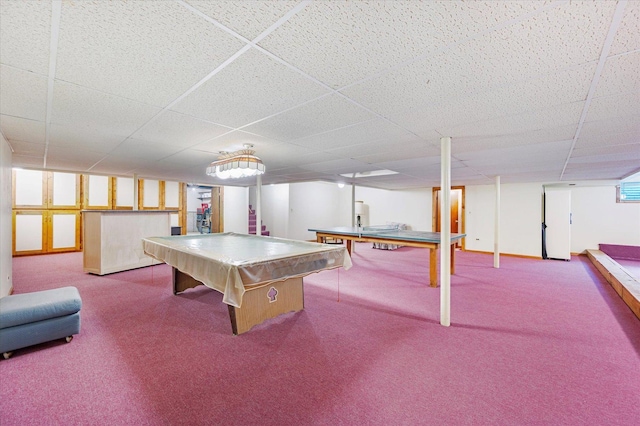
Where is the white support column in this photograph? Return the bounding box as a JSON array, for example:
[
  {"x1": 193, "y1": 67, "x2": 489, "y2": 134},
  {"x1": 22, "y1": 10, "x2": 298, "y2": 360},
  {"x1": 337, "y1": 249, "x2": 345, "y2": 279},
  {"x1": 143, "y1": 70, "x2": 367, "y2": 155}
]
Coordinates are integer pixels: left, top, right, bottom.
[
  {"x1": 494, "y1": 175, "x2": 501, "y2": 268},
  {"x1": 133, "y1": 173, "x2": 139, "y2": 211},
  {"x1": 256, "y1": 174, "x2": 262, "y2": 236},
  {"x1": 351, "y1": 183, "x2": 356, "y2": 252},
  {"x1": 351, "y1": 183, "x2": 355, "y2": 227},
  {"x1": 440, "y1": 136, "x2": 452, "y2": 327}
]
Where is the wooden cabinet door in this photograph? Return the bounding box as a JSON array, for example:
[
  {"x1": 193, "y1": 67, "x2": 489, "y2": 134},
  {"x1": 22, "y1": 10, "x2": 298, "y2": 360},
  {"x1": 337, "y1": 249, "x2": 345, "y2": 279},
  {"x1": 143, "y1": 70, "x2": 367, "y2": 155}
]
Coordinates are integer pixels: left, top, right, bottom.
[
  {"x1": 83, "y1": 175, "x2": 112, "y2": 209},
  {"x1": 13, "y1": 169, "x2": 46, "y2": 209},
  {"x1": 13, "y1": 210, "x2": 45, "y2": 255},
  {"x1": 49, "y1": 211, "x2": 81, "y2": 252}
]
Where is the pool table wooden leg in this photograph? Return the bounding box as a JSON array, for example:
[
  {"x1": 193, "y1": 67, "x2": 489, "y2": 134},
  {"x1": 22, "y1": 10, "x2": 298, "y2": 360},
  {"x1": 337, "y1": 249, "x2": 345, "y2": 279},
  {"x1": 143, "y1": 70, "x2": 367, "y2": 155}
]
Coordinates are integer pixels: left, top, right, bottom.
[
  {"x1": 430, "y1": 249, "x2": 437, "y2": 287},
  {"x1": 173, "y1": 268, "x2": 203, "y2": 294},
  {"x1": 228, "y1": 277, "x2": 304, "y2": 335},
  {"x1": 450, "y1": 243, "x2": 456, "y2": 274}
]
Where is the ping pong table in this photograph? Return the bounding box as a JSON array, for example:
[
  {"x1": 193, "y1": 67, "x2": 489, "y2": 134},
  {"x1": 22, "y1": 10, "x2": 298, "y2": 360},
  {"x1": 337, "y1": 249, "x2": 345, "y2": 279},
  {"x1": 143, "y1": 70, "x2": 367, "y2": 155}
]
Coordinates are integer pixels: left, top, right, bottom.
[
  {"x1": 308, "y1": 226, "x2": 465, "y2": 287},
  {"x1": 142, "y1": 233, "x2": 351, "y2": 334}
]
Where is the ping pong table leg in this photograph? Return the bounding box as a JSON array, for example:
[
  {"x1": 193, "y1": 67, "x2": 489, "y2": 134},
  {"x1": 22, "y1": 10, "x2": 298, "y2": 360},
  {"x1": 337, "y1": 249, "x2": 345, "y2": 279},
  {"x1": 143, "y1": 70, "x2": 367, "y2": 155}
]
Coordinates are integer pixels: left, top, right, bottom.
[
  {"x1": 430, "y1": 249, "x2": 437, "y2": 287},
  {"x1": 346, "y1": 239, "x2": 352, "y2": 255}
]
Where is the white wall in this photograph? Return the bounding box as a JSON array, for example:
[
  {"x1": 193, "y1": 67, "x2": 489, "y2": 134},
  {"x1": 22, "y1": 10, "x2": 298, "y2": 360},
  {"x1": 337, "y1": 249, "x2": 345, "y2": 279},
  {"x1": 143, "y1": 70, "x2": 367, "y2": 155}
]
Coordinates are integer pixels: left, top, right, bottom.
[
  {"x1": 571, "y1": 185, "x2": 640, "y2": 253},
  {"x1": 0, "y1": 134, "x2": 12, "y2": 297},
  {"x1": 464, "y1": 182, "x2": 640, "y2": 257},
  {"x1": 223, "y1": 186, "x2": 248, "y2": 234},
  {"x1": 289, "y1": 182, "x2": 343, "y2": 240},
  {"x1": 465, "y1": 184, "x2": 497, "y2": 253},
  {"x1": 466, "y1": 183, "x2": 543, "y2": 257},
  {"x1": 229, "y1": 179, "x2": 640, "y2": 256},
  {"x1": 260, "y1": 184, "x2": 290, "y2": 238},
  {"x1": 351, "y1": 187, "x2": 432, "y2": 231}
]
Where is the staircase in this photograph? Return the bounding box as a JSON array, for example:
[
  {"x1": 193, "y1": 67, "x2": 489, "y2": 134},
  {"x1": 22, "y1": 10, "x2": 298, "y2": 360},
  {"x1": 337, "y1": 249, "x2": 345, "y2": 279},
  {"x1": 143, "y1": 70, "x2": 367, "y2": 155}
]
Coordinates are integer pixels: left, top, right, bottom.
[{"x1": 248, "y1": 205, "x2": 270, "y2": 236}]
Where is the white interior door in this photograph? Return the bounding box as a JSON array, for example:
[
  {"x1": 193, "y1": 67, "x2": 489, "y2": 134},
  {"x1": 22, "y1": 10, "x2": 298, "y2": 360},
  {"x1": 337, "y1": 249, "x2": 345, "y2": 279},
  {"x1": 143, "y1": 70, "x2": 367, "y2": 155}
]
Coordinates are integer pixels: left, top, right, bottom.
[{"x1": 545, "y1": 189, "x2": 571, "y2": 261}]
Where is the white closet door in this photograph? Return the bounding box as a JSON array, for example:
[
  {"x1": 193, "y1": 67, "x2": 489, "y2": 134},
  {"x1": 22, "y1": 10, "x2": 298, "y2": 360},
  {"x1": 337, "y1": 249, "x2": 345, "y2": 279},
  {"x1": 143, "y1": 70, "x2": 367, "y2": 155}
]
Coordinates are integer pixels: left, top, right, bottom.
[
  {"x1": 545, "y1": 189, "x2": 571, "y2": 261},
  {"x1": 14, "y1": 212, "x2": 44, "y2": 253},
  {"x1": 116, "y1": 177, "x2": 134, "y2": 207},
  {"x1": 51, "y1": 172, "x2": 78, "y2": 207},
  {"x1": 143, "y1": 179, "x2": 159, "y2": 208},
  {"x1": 87, "y1": 175, "x2": 110, "y2": 208},
  {"x1": 14, "y1": 169, "x2": 44, "y2": 207},
  {"x1": 165, "y1": 181, "x2": 180, "y2": 209},
  {"x1": 51, "y1": 212, "x2": 79, "y2": 250}
]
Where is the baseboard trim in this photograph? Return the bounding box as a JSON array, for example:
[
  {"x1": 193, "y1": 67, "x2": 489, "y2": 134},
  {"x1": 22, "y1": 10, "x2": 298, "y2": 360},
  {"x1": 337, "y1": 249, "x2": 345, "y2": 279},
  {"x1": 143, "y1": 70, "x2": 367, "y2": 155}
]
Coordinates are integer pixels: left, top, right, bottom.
[{"x1": 463, "y1": 249, "x2": 542, "y2": 260}]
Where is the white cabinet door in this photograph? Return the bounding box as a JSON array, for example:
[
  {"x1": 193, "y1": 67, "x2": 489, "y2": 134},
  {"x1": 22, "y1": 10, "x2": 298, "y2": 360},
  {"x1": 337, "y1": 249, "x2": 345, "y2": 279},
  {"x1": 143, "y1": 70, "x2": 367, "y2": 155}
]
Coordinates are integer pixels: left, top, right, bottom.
[{"x1": 545, "y1": 189, "x2": 571, "y2": 261}]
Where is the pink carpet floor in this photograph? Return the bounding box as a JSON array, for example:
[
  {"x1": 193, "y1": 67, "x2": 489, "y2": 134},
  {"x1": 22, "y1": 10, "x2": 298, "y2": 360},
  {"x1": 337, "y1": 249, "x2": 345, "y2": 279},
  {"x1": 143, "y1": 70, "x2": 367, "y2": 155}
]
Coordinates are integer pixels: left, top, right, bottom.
[{"x1": 1, "y1": 244, "x2": 639, "y2": 425}]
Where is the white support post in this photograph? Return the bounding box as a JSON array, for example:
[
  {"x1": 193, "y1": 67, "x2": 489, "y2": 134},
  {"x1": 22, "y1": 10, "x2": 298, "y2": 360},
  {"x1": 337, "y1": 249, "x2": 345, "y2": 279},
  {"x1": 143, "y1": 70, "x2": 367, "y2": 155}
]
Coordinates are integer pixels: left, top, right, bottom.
[
  {"x1": 351, "y1": 183, "x2": 355, "y2": 227},
  {"x1": 440, "y1": 136, "x2": 452, "y2": 327},
  {"x1": 256, "y1": 174, "x2": 262, "y2": 236},
  {"x1": 494, "y1": 175, "x2": 501, "y2": 268},
  {"x1": 133, "y1": 173, "x2": 139, "y2": 211}
]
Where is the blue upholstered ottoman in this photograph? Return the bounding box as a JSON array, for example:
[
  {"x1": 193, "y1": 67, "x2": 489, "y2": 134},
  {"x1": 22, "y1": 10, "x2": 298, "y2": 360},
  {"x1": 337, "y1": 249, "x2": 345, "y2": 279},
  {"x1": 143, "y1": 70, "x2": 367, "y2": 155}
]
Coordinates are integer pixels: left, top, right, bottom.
[{"x1": 0, "y1": 286, "x2": 82, "y2": 359}]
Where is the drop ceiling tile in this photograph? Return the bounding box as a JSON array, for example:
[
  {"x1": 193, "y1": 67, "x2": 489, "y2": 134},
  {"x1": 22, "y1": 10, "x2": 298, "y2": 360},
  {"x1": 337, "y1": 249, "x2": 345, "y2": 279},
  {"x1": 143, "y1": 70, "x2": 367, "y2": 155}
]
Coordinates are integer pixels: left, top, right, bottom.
[
  {"x1": 609, "y1": 0, "x2": 640, "y2": 56},
  {"x1": 89, "y1": 156, "x2": 154, "y2": 176},
  {"x1": 563, "y1": 159, "x2": 640, "y2": 179},
  {"x1": 0, "y1": 115, "x2": 45, "y2": 144},
  {"x1": 299, "y1": 158, "x2": 371, "y2": 174},
  {"x1": 561, "y1": 169, "x2": 628, "y2": 181},
  {"x1": 352, "y1": 142, "x2": 441, "y2": 165},
  {"x1": 501, "y1": 171, "x2": 561, "y2": 183},
  {"x1": 593, "y1": 52, "x2": 640, "y2": 98},
  {"x1": 574, "y1": 131, "x2": 640, "y2": 150},
  {"x1": 452, "y1": 1, "x2": 615, "y2": 87},
  {"x1": 570, "y1": 144, "x2": 640, "y2": 162},
  {"x1": 106, "y1": 138, "x2": 188, "y2": 161},
  {"x1": 584, "y1": 92, "x2": 640, "y2": 122},
  {"x1": 184, "y1": 0, "x2": 299, "y2": 40},
  {"x1": 442, "y1": 102, "x2": 584, "y2": 141},
  {"x1": 242, "y1": 94, "x2": 376, "y2": 141},
  {"x1": 471, "y1": 160, "x2": 566, "y2": 177},
  {"x1": 48, "y1": 123, "x2": 124, "y2": 153},
  {"x1": 343, "y1": 57, "x2": 594, "y2": 140},
  {"x1": 131, "y1": 111, "x2": 231, "y2": 147},
  {"x1": 55, "y1": 0, "x2": 245, "y2": 107},
  {"x1": 450, "y1": 125, "x2": 577, "y2": 155},
  {"x1": 456, "y1": 147, "x2": 569, "y2": 179},
  {"x1": 340, "y1": 48, "x2": 487, "y2": 129},
  {"x1": 171, "y1": 49, "x2": 330, "y2": 128},
  {"x1": 192, "y1": 130, "x2": 289, "y2": 158},
  {"x1": 456, "y1": 139, "x2": 573, "y2": 163},
  {"x1": 0, "y1": 0, "x2": 51, "y2": 74},
  {"x1": 394, "y1": 166, "x2": 445, "y2": 180},
  {"x1": 259, "y1": 1, "x2": 548, "y2": 89},
  {"x1": 263, "y1": 148, "x2": 339, "y2": 171},
  {"x1": 155, "y1": 149, "x2": 220, "y2": 168},
  {"x1": 50, "y1": 81, "x2": 162, "y2": 136},
  {"x1": 45, "y1": 145, "x2": 107, "y2": 171},
  {"x1": 5, "y1": 139, "x2": 46, "y2": 157},
  {"x1": 0, "y1": 66, "x2": 48, "y2": 121},
  {"x1": 580, "y1": 114, "x2": 640, "y2": 138},
  {"x1": 480, "y1": 63, "x2": 596, "y2": 118},
  {"x1": 292, "y1": 118, "x2": 421, "y2": 150},
  {"x1": 10, "y1": 154, "x2": 45, "y2": 169},
  {"x1": 336, "y1": 138, "x2": 435, "y2": 160},
  {"x1": 372, "y1": 156, "x2": 442, "y2": 172}
]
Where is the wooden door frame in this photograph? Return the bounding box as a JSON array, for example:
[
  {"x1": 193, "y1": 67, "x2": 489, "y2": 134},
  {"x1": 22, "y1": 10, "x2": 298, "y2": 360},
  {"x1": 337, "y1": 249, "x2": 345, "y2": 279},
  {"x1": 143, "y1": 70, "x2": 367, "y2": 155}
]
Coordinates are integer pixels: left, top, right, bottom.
[{"x1": 432, "y1": 186, "x2": 465, "y2": 250}]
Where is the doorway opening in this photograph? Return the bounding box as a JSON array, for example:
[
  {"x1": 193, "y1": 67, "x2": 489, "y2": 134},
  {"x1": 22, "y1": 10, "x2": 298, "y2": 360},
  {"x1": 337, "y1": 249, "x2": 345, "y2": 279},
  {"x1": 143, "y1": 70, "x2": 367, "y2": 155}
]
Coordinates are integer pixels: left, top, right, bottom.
[
  {"x1": 432, "y1": 186, "x2": 465, "y2": 250},
  {"x1": 186, "y1": 185, "x2": 223, "y2": 234}
]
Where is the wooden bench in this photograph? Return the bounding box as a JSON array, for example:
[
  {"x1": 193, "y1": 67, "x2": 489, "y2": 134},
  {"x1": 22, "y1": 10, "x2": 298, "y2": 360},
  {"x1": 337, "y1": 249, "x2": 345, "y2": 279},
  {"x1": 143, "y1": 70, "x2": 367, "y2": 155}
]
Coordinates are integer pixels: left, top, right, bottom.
[{"x1": 586, "y1": 249, "x2": 640, "y2": 321}]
